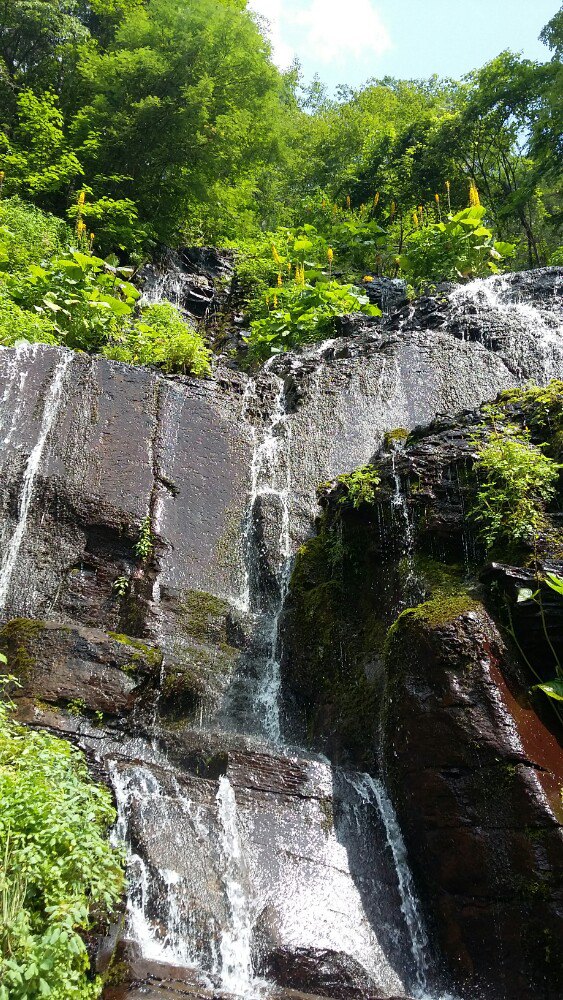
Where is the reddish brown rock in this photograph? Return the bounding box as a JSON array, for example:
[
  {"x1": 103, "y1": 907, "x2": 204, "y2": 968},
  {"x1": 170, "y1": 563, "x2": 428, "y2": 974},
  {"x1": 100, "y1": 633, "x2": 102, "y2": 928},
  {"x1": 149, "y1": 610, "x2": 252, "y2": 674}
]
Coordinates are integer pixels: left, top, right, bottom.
[{"x1": 382, "y1": 599, "x2": 563, "y2": 999}]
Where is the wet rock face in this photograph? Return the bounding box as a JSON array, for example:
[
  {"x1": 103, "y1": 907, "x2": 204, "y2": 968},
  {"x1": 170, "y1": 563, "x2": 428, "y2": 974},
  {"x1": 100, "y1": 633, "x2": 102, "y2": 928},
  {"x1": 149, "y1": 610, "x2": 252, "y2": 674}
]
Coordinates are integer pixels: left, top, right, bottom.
[
  {"x1": 262, "y1": 947, "x2": 396, "y2": 999},
  {"x1": 140, "y1": 247, "x2": 234, "y2": 321},
  {"x1": 383, "y1": 601, "x2": 563, "y2": 1000},
  {"x1": 281, "y1": 382, "x2": 563, "y2": 999},
  {"x1": 0, "y1": 618, "x2": 161, "y2": 717}
]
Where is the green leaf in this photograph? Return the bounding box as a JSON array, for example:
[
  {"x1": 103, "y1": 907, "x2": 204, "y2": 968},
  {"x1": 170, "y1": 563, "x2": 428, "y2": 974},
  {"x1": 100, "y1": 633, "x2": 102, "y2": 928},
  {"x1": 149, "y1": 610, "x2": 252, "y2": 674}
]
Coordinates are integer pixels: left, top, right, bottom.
[{"x1": 534, "y1": 679, "x2": 563, "y2": 702}]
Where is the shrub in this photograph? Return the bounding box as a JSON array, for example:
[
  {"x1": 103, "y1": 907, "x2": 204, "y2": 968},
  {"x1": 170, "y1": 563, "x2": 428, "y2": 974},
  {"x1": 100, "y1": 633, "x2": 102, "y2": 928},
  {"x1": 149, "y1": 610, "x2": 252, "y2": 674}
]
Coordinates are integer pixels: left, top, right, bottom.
[
  {"x1": 470, "y1": 424, "x2": 560, "y2": 549},
  {"x1": 245, "y1": 279, "x2": 380, "y2": 362},
  {"x1": 103, "y1": 301, "x2": 211, "y2": 375},
  {"x1": 399, "y1": 206, "x2": 515, "y2": 287},
  {"x1": 0, "y1": 685, "x2": 124, "y2": 1000},
  {"x1": 0, "y1": 289, "x2": 58, "y2": 346},
  {"x1": 7, "y1": 249, "x2": 140, "y2": 352},
  {"x1": 0, "y1": 198, "x2": 72, "y2": 276},
  {"x1": 337, "y1": 465, "x2": 382, "y2": 508}
]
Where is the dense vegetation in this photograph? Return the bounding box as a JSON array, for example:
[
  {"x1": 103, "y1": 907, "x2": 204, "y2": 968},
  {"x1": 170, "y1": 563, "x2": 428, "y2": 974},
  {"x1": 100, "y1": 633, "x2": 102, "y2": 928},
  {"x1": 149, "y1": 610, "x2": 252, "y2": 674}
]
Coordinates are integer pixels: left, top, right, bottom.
[
  {"x1": 0, "y1": 0, "x2": 561, "y2": 366},
  {"x1": 0, "y1": 676, "x2": 123, "y2": 999}
]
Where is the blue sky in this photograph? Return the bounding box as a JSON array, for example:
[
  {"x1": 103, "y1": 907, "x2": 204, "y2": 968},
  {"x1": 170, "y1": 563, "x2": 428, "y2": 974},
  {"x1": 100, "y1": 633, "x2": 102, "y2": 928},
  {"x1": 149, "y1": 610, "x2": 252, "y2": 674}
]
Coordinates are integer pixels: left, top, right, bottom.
[{"x1": 249, "y1": 0, "x2": 558, "y2": 91}]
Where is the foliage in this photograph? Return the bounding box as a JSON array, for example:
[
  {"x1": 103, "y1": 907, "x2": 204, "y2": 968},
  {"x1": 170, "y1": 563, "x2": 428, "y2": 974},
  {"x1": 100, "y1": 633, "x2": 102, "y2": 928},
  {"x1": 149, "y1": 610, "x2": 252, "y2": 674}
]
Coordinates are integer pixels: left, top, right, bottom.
[
  {"x1": 0, "y1": 198, "x2": 72, "y2": 275},
  {"x1": 0, "y1": 681, "x2": 124, "y2": 1000},
  {"x1": 7, "y1": 249, "x2": 139, "y2": 351},
  {"x1": 470, "y1": 424, "x2": 560, "y2": 550},
  {"x1": 0, "y1": 90, "x2": 83, "y2": 198},
  {"x1": 0, "y1": 289, "x2": 58, "y2": 347},
  {"x1": 245, "y1": 278, "x2": 380, "y2": 362},
  {"x1": 134, "y1": 516, "x2": 154, "y2": 561},
  {"x1": 337, "y1": 465, "x2": 381, "y2": 508},
  {"x1": 103, "y1": 301, "x2": 211, "y2": 375},
  {"x1": 398, "y1": 205, "x2": 515, "y2": 287}
]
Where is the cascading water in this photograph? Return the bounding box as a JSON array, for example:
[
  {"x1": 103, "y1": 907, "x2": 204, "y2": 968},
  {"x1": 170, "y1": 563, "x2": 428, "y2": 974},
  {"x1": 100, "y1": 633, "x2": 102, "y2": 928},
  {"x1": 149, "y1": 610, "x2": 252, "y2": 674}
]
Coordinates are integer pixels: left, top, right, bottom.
[
  {"x1": 215, "y1": 776, "x2": 256, "y2": 995},
  {"x1": 219, "y1": 368, "x2": 293, "y2": 741},
  {"x1": 0, "y1": 349, "x2": 73, "y2": 615}
]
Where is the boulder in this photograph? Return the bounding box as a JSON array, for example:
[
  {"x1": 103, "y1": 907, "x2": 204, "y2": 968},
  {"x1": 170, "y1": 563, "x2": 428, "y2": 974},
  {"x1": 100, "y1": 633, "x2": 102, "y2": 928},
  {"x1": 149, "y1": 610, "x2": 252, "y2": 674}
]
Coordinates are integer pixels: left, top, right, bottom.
[
  {"x1": 0, "y1": 618, "x2": 161, "y2": 717},
  {"x1": 382, "y1": 599, "x2": 563, "y2": 999}
]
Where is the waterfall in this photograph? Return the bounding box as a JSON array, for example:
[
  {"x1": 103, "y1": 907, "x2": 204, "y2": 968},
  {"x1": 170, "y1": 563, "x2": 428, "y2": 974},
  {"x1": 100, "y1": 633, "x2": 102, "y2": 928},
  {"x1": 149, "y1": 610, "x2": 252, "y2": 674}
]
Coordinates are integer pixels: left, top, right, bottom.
[
  {"x1": 215, "y1": 776, "x2": 256, "y2": 996},
  {"x1": 223, "y1": 369, "x2": 292, "y2": 741},
  {"x1": 0, "y1": 350, "x2": 73, "y2": 615},
  {"x1": 345, "y1": 772, "x2": 431, "y2": 995}
]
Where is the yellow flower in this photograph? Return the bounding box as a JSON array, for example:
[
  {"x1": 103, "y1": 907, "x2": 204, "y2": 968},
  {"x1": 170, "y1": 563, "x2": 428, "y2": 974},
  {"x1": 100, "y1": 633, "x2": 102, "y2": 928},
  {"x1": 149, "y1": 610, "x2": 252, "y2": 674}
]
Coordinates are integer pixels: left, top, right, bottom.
[
  {"x1": 445, "y1": 180, "x2": 450, "y2": 192},
  {"x1": 327, "y1": 247, "x2": 334, "y2": 264},
  {"x1": 346, "y1": 195, "x2": 351, "y2": 209},
  {"x1": 287, "y1": 262, "x2": 292, "y2": 273},
  {"x1": 272, "y1": 244, "x2": 282, "y2": 264},
  {"x1": 0, "y1": 171, "x2": 5, "y2": 183},
  {"x1": 469, "y1": 180, "x2": 480, "y2": 207},
  {"x1": 77, "y1": 191, "x2": 86, "y2": 207},
  {"x1": 277, "y1": 272, "x2": 282, "y2": 287},
  {"x1": 390, "y1": 200, "x2": 396, "y2": 217},
  {"x1": 373, "y1": 192, "x2": 380, "y2": 207},
  {"x1": 77, "y1": 219, "x2": 87, "y2": 237},
  {"x1": 363, "y1": 275, "x2": 374, "y2": 282},
  {"x1": 412, "y1": 211, "x2": 419, "y2": 228},
  {"x1": 273, "y1": 294, "x2": 278, "y2": 308},
  {"x1": 434, "y1": 193, "x2": 440, "y2": 203},
  {"x1": 90, "y1": 232, "x2": 95, "y2": 243}
]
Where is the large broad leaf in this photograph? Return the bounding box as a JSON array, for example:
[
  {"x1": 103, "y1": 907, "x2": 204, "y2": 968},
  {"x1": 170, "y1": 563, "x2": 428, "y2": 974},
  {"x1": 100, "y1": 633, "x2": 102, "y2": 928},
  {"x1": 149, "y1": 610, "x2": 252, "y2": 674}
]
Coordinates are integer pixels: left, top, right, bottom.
[
  {"x1": 545, "y1": 572, "x2": 563, "y2": 596},
  {"x1": 534, "y1": 678, "x2": 563, "y2": 702}
]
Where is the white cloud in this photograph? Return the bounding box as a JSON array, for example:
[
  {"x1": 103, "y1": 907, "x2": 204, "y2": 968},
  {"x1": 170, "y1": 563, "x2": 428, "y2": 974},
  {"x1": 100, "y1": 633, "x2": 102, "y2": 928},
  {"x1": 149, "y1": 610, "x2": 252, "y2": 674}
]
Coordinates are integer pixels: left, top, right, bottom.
[{"x1": 249, "y1": 0, "x2": 392, "y2": 69}]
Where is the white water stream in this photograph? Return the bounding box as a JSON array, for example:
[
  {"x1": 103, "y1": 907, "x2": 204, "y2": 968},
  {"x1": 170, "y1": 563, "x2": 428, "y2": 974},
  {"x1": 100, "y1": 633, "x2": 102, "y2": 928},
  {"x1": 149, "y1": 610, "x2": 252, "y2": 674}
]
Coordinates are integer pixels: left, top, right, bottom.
[{"x1": 0, "y1": 349, "x2": 72, "y2": 614}]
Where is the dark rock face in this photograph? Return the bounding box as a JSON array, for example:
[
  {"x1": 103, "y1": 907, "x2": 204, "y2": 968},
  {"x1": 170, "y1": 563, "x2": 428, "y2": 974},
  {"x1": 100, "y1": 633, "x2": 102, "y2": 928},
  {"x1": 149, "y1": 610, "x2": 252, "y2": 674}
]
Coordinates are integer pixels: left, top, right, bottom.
[
  {"x1": 363, "y1": 277, "x2": 408, "y2": 315},
  {"x1": 140, "y1": 247, "x2": 234, "y2": 321},
  {"x1": 262, "y1": 946, "x2": 395, "y2": 999},
  {"x1": 281, "y1": 381, "x2": 563, "y2": 999},
  {"x1": 383, "y1": 601, "x2": 563, "y2": 1000},
  {"x1": 0, "y1": 618, "x2": 161, "y2": 717}
]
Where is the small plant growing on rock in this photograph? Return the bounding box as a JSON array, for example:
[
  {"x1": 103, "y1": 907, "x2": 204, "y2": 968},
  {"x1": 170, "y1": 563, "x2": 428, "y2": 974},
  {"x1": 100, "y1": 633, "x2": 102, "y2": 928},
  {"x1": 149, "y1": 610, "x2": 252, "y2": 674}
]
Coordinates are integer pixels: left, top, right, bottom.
[
  {"x1": 470, "y1": 425, "x2": 560, "y2": 550},
  {"x1": 134, "y1": 517, "x2": 154, "y2": 561},
  {"x1": 337, "y1": 465, "x2": 381, "y2": 508},
  {"x1": 112, "y1": 575, "x2": 130, "y2": 598}
]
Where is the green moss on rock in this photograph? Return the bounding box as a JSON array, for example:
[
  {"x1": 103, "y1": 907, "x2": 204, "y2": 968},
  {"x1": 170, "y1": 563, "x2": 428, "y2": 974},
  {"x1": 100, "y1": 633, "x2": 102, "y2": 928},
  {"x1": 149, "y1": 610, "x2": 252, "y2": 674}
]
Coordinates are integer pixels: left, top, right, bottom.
[{"x1": 0, "y1": 618, "x2": 44, "y2": 680}]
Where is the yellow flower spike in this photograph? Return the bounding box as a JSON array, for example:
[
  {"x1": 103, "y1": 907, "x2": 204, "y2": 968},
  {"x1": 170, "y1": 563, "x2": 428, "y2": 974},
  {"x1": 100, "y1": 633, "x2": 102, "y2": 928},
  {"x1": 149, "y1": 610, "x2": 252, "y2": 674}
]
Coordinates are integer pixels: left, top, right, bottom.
[
  {"x1": 434, "y1": 193, "x2": 440, "y2": 204},
  {"x1": 0, "y1": 171, "x2": 5, "y2": 183},
  {"x1": 390, "y1": 201, "x2": 396, "y2": 218},
  {"x1": 412, "y1": 211, "x2": 419, "y2": 228},
  {"x1": 287, "y1": 262, "x2": 292, "y2": 273},
  {"x1": 90, "y1": 232, "x2": 95, "y2": 243},
  {"x1": 445, "y1": 180, "x2": 450, "y2": 192},
  {"x1": 373, "y1": 192, "x2": 380, "y2": 207},
  {"x1": 469, "y1": 180, "x2": 481, "y2": 207},
  {"x1": 346, "y1": 195, "x2": 351, "y2": 209},
  {"x1": 277, "y1": 272, "x2": 282, "y2": 287},
  {"x1": 77, "y1": 191, "x2": 86, "y2": 207},
  {"x1": 327, "y1": 247, "x2": 334, "y2": 264},
  {"x1": 272, "y1": 244, "x2": 282, "y2": 264},
  {"x1": 273, "y1": 294, "x2": 278, "y2": 308},
  {"x1": 322, "y1": 198, "x2": 327, "y2": 208}
]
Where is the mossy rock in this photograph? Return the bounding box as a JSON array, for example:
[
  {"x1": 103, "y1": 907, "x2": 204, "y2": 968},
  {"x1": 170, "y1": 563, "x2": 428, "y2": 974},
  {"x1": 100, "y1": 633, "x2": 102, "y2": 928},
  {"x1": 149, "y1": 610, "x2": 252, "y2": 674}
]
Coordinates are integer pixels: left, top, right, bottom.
[
  {"x1": 0, "y1": 618, "x2": 44, "y2": 681},
  {"x1": 179, "y1": 589, "x2": 232, "y2": 644}
]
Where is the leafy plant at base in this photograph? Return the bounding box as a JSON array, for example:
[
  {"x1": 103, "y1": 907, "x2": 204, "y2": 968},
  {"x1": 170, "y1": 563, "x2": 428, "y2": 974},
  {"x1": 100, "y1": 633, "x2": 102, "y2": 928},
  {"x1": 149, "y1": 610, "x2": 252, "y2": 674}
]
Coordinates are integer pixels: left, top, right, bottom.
[
  {"x1": 470, "y1": 424, "x2": 560, "y2": 550},
  {"x1": 103, "y1": 302, "x2": 211, "y2": 376},
  {"x1": 399, "y1": 206, "x2": 515, "y2": 287},
  {"x1": 337, "y1": 465, "x2": 381, "y2": 508},
  {"x1": 0, "y1": 677, "x2": 124, "y2": 1000}
]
